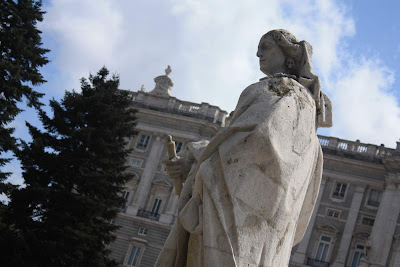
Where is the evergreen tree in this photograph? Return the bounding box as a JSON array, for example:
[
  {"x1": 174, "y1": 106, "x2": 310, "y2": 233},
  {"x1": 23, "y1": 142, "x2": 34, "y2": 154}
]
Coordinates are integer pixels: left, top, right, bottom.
[
  {"x1": 5, "y1": 68, "x2": 137, "y2": 267},
  {"x1": 0, "y1": 0, "x2": 49, "y2": 199}
]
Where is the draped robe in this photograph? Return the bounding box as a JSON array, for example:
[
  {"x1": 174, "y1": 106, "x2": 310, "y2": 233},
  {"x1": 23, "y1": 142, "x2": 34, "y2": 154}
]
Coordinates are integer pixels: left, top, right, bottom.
[{"x1": 156, "y1": 76, "x2": 325, "y2": 267}]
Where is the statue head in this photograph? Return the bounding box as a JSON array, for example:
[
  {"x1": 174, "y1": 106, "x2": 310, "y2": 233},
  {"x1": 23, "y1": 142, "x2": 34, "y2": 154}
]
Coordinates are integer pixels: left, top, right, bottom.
[
  {"x1": 257, "y1": 29, "x2": 303, "y2": 76},
  {"x1": 257, "y1": 30, "x2": 333, "y2": 128}
]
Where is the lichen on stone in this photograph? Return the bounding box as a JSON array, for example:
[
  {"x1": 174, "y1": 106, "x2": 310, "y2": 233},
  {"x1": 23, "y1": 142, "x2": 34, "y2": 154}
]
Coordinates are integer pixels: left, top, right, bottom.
[{"x1": 268, "y1": 77, "x2": 293, "y2": 97}]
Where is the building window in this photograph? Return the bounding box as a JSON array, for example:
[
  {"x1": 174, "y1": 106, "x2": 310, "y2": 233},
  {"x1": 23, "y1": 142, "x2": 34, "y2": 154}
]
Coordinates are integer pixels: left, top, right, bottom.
[
  {"x1": 130, "y1": 158, "x2": 143, "y2": 168},
  {"x1": 122, "y1": 191, "x2": 130, "y2": 200},
  {"x1": 361, "y1": 216, "x2": 375, "y2": 226},
  {"x1": 138, "y1": 227, "x2": 148, "y2": 236},
  {"x1": 175, "y1": 142, "x2": 183, "y2": 153},
  {"x1": 121, "y1": 191, "x2": 130, "y2": 208},
  {"x1": 326, "y1": 209, "x2": 341, "y2": 219},
  {"x1": 161, "y1": 164, "x2": 167, "y2": 174},
  {"x1": 124, "y1": 245, "x2": 143, "y2": 267},
  {"x1": 367, "y1": 189, "x2": 382, "y2": 207},
  {"x1": 332, "y1": 182, "x2": 347, "y2": 199},
  {"x1": 165, "y1": 141, "x2": 184, "y2": 157},
  {"x1": 151, "y1": 198, "x2": 162, "y2": 217},
  {"x1": 136, "y1": 134, "x2": 151, "y2": 150},
  {"x1": 315, "y1": 235, "x2": 332, "y2": 262},
  {"x1": 351, "y1": 244, "x2": 365, "y2": 267}
]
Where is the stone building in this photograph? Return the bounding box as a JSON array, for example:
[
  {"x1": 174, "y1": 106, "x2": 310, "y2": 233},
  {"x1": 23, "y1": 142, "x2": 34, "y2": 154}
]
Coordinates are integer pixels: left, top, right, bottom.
[
  {"x1": 108, "y1": 68, "x2": 400, "y2": 267},
  {"x1": 290, "y1": 137, "x2": 400, "y2": 267}
]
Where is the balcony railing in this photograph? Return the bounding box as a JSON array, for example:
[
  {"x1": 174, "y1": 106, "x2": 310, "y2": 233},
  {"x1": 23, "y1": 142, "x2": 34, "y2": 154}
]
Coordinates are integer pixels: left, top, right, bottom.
[
  {"x1": 129, "y1": 90, "x2": 227, "y2": 126},
  {"x1": 306, "y1": 257, "x2": 330, "y2": 267},
  {"x1": 137, "y1": 209, "x2": 160, "y2": 221},
  {"x1": 318, "y1": 135, "x2": 394, "y2": 161}
]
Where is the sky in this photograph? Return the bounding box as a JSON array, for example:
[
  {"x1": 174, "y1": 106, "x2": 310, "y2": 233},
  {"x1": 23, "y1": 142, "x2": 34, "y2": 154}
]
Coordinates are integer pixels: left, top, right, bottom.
[{"x1": 4, "y1": 0, "x2": 400, "y2": 186}]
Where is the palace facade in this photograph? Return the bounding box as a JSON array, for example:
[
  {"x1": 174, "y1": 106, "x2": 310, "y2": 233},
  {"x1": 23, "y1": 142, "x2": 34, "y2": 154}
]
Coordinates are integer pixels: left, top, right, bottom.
[{"x1": 109, "y1": 69, "x2": 400, "y2": 267}]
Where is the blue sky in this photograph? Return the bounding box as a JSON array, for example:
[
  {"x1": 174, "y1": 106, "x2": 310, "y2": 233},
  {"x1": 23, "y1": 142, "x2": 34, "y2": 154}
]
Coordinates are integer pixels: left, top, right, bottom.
[{"x1": 3, "y1": 0, "x2": 400, "y2": 187}]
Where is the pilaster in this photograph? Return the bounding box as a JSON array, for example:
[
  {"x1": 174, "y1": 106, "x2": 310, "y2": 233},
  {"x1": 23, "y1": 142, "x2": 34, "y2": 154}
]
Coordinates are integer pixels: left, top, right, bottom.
[
  {"x1": 127, "y1": 134, "x2": 165, "y2": 216},
  {"x1": 389, "y1": 235, "x2": 400, "y2": 267},
  {"x1": 332, "y1": 185, "x2": 366, "y2": 267},
  {"x1": 367, "y1": 173, "x2": 400, "y2": 267},
  {"x1": 159, "y1": 186, "x2": 179, "y2": 224}
]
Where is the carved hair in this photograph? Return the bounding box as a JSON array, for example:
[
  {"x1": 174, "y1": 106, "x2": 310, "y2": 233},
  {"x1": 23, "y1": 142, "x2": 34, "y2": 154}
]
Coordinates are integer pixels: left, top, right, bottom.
[
  {"x1": 264, "y1": 30, "x2": 305, "y2": 76},
  {"x1": 264, "y1": 30, "x2": 320, "y2": 101},
  {"x1": 263, "y1": 30, "x2": 333, "y2": 128}
]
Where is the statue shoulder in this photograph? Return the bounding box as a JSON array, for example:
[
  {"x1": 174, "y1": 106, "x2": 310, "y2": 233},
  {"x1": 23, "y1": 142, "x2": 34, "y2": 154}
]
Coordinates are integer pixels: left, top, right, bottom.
[
  {"x1": 250, "y1": 76, "x2": 307, "y2": 97},
  {"x1": 239, "y1": 79, "x2": 270, "y2": 97},
  {"x1": 237, "y1": 76, "x2": 306, "y2": 104}
]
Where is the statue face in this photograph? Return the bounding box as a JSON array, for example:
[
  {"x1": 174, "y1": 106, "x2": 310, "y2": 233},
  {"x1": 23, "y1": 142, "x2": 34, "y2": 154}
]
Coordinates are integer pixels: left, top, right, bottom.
[{"x1": 257, "y1": 34, "x2": 286, "y2": 76}]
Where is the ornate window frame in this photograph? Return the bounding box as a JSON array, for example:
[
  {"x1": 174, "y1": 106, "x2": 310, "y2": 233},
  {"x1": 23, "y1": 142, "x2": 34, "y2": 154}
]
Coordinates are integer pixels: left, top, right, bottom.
[
  {"x1": 123, "y1": 240, "x2": 146, "y2": 267},
  {"x1": 135, "y1": 133, "x2": 152, "y2": 152},
  {"x1": 314, "y1": 235, "x2": 333, "y2": 262},
  {"x1": 360, "y1": 215, "x2": 375, "y2": 227},
  {"x1": 311, "y1": 224, "x2": 340, "y2": 263},
  {"x1": 129, "y1": 158, "x2": 144, "y2": 168},
  {"x1": 364, "y1": 188, "x2": 382, "y2": 210},
  {"x1": 330, "y1": 180, "x2": 349, "y2": 203},
  {"x1": 347, "y1": 233, "x2": 368, "y2": 267},
  {"x1": 326, "y1": 208, "x2": 342, "y2": 219},
  {"x1": 138, "y1": 227, "x2": 148, "y2": 236}
]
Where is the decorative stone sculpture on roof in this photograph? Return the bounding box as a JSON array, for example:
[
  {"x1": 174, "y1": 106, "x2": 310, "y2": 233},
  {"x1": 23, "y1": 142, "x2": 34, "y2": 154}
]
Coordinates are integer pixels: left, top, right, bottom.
[
  {"x1": 156, "y1": 29, "x2": 333, "y2": 267},
  {"x1": 148, "y1": 65, "x2": 174, "y2": 97}
]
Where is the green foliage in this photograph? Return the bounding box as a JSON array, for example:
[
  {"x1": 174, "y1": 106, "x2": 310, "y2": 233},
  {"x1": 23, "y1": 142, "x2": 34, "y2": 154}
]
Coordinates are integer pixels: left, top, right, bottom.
[
  {"x1": 4, "y1": 68, "x2": 137, "y2": 267},
  {"x1": 0, "y1": 0, "x2": 49, "y2": 195}
]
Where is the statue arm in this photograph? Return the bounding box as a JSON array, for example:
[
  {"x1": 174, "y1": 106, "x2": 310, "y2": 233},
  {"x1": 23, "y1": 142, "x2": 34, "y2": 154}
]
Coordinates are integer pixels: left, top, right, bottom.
[
  {"x1": 163, "y1": 140, "x2": 209, "y2": 183},
  {"x1": 163, "y1": 146, "x2": 194, "y2": 182}
]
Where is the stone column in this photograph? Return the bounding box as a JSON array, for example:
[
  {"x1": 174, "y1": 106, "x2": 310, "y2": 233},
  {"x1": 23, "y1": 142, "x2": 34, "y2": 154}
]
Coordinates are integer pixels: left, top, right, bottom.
[
  {"x1": 368, "y1": 174, "x2": 400, "y2": 267},
  {"x1": 292, "y1": 179, "x2": 327, "y2": 264},
  {"x1": 332, "y1": 185, "x2": 366, "y2": 267},
  {"x1": 159, "y1": 186, "x2": 179, "y2": 224},
  {"x1": 390, "y1": 235, "x2": 400, "y2": 267},
  {"x1": 126, "y1": 134, "x2": 165, "y2": 216}
]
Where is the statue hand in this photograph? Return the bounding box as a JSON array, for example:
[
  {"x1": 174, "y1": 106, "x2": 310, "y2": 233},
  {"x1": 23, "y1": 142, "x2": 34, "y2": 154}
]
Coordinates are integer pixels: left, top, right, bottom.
[{"x1": 163, "y1": 156, "x2": 193, "y2": 181}]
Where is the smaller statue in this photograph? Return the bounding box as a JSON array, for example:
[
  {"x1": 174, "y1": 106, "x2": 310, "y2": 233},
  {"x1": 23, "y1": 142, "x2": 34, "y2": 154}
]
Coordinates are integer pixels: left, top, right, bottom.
[{"x1": 165, "y1": 65, "x2": 172, "y2": 76}]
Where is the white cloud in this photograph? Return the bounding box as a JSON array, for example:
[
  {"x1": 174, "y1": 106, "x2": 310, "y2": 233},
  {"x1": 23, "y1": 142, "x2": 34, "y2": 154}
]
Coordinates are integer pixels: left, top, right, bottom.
[
  {"x1": 41, "y1": 0, "x2": 354, "y2": 106},
  {"x1": 38, "y1": 0, "x2": 399, "y2": 148},
  {"x1": 331, "y1": 58, "x2": 400, "y2": 147},
  {"x1": 41, "y1": 0, "x2": 123, "y2": 92}
]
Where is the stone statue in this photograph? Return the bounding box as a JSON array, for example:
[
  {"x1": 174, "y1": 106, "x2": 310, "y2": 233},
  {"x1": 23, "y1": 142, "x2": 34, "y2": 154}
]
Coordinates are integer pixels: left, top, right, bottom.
[
  {"x1": 156, "y1": 29, "x2": 333, "y2": 267},
  {"x1": 166, "y1": 65, "x2": 172, "y2": 76}
]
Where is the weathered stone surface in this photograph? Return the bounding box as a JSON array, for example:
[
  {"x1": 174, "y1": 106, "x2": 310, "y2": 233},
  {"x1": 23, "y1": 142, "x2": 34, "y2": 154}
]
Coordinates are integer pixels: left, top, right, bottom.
[
  {"x1": 149, "y1": 65, "x2": 174, "y2": 97},
  {"x1": 156, "y1": 29, "x2": 332, "y2": 266}
]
